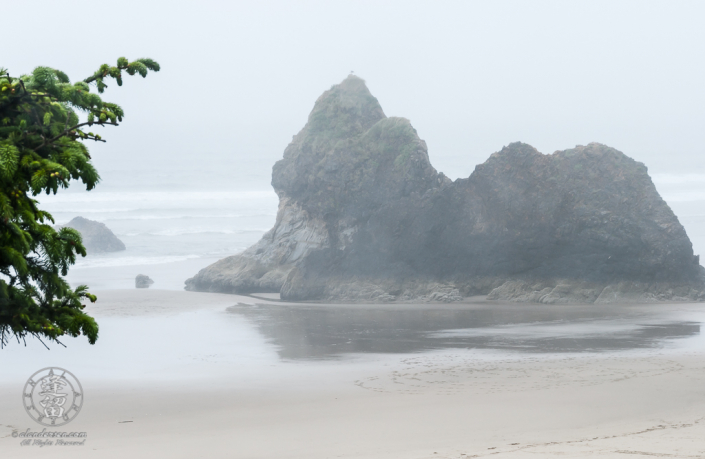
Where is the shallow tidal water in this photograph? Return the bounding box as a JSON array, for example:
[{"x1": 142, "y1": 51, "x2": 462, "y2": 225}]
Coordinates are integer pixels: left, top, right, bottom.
[
  {"x1": 2, "y1": 299, "x2": 705, "y2": 393},
  {"x1": 228, "y1": 301, "x2": 705, "y2": 360}
]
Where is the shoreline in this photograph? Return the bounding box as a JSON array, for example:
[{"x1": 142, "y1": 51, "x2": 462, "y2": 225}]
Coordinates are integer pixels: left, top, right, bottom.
[{"x1": 1, "y1": 289, "x2": 705, "y2": 458}]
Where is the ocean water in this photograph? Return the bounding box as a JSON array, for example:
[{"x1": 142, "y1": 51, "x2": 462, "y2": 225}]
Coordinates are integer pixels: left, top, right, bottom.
[
  {"x1": 36, "y1": 155, "x2": 279, "y2": 290},
  {"x1": 33, "y1": 164, "x2": 705, "y2": 292}
]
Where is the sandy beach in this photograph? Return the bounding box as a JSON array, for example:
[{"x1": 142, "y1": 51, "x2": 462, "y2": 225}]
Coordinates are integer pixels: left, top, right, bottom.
[{"x1": 2, "y1": 290, "x2": 705, "y2": 458}]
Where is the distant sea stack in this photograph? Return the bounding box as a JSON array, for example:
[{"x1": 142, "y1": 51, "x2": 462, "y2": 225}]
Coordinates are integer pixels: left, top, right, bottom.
[
  {"x1": 63, "y1": 217, "x2": 126, "y2": 254},
  {"x1": 185, "y1": 76, "x2": 705, "y2": 304}
]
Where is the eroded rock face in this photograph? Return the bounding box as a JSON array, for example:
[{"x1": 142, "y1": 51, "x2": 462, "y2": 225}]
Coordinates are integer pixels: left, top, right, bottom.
[
  {"x1": 63, "y1": 216, "x2": 126, "y2": 254},
  {"x1": 185, "y1": 75, "x2": 704, "y2": 303}
]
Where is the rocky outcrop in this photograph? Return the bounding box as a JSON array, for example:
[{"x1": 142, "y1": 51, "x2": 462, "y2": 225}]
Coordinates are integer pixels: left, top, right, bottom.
[
  {"x1": 135, "y1": 274, "x2": 154, "y2": 289},
  {"x1": 62, "y1": 216, "x2": 126, "y2": 254},
  {"x1": 185, "y1": 75, "x2": 705, "y2": 304}
]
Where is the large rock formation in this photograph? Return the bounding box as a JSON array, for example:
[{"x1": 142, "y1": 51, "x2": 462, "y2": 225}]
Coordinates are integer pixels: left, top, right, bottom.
[
  {"x1": 185, "y1": 76, "x2": 705, "y2": 303},
  {"x1": 63, "y1": 216, "x2": 126, "y2": 254}
]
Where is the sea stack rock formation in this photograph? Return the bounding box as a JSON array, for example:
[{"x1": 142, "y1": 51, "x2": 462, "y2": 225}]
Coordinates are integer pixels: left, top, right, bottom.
[
  {"x1": 63, "y1": 216, "x2": 126, "y2": 254},
  {"x1": 185, "y1": 75, "x2": 705, "y2": 303}
]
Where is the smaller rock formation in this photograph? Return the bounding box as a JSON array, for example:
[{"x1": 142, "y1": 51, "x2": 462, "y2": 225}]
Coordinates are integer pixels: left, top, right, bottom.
[
  {"x1": 135, "y1": 274, "x2": 154, "y2": 289},
  {"x1": 63, "y1": 217, "x2": 126, "y2": 254}
]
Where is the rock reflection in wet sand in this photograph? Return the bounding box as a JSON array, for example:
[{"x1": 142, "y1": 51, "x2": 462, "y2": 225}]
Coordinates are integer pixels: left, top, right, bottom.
[{"x1": 226, "y1": 302, "x2": 701, "y2": 360}]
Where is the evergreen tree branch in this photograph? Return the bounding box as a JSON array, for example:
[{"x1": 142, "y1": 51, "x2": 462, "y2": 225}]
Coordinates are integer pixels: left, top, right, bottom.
[
  {"x1": 84, "y1": 58, "x2": 160, "y2": 92},
  {"x1": 33, "y1": 121, "x2": 117, "y2": 151},
  {"x1": 0, "y1": 56, "x2": 158, "y2": 348}
]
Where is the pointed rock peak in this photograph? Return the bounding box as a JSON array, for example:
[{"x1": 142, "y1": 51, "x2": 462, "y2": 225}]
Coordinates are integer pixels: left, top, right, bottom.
[
  {"x1": 323, "y1": 74, "x2": 376, "y2": 101},
  {"x1": 339, "y1": 73, "x2": 369, "y2": 88},
  {"x1": 305, "y1": 75, "x2": 386, "y2": 140}
]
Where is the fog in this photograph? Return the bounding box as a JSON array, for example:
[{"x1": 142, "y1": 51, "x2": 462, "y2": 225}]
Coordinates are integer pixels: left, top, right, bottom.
[
  {"x1": 5, "y1": 0, "x2": 705, "y2": 182},
  {"x1": 5, "y1": 4, "x2": 705, "y2": 454}
]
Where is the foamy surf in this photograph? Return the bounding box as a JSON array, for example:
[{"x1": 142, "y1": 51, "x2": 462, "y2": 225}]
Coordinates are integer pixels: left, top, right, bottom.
[{"x1": 72, "y1": 254, "x2": 203, "y2": 269}]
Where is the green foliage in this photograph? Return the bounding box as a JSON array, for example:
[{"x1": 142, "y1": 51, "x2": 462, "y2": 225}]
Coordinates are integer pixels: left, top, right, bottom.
[
  {"x1": 84, "y1": 58, "x2": 160, "y2": 93},
  {"x1": 0, "y1": 57, "x2": 159, "y2": 348}
]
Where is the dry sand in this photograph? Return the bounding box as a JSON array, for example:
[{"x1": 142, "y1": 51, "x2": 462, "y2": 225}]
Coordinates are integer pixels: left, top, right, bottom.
[{"x1": 2, "y1": 290, "x2": 705, "y2": 458}]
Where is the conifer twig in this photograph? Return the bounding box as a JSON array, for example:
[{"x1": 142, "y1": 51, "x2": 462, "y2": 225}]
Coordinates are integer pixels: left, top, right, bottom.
[{"x1": 33, "y1": 121, "x2": 117, "y2": 151}]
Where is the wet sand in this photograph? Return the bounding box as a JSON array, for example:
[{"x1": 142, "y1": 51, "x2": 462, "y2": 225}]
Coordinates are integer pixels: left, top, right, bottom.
[{"x1": 2, "y1": 290, "x2": 705, "y2": 458}]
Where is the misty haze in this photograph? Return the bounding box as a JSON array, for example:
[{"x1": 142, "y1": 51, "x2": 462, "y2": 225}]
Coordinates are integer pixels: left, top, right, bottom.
[{"x1": 2, "y1": 1, "x2": 705, "y2": 458}]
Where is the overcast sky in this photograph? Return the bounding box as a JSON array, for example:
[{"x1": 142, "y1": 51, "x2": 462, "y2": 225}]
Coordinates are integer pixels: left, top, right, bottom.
[{"x1": 5, "y1": 0, "x2": 705, "y2": 182}]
